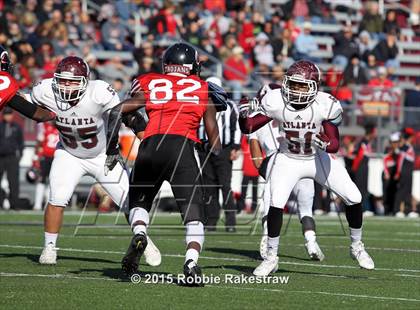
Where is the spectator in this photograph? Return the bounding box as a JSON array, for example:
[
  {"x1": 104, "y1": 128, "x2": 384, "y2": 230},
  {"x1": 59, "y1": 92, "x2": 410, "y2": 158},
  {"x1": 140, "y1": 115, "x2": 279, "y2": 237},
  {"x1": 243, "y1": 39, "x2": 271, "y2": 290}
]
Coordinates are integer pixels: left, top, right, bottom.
[
  {"x1": 358, "y1": 1, "x2": 383, "y2": 39},
  {"x1": 137, "y1": 57, "x2": 154, "y2": 76},
  {"x1": 116, "y1": 0, "x2": 139, "y2": 21},
  {"x1": 272, "y1": 28, "x2": 294, "y2": 65},
  {"x1": 78, "y1": 13, "x2": 98, "y2": 48},
  {"x1": 365, "y1": 53, "x2": 378, "y2": 80},
  {"x1": 383, "y1": 10, "x2": 401, "y2": 37},
  {"x1": 112, "y1": 77, "x2": 128, "y2": 98},
  {"x1": 343, "y1": 54, "x2": 369, "y2": 85},
  {"x1": 252, "y1": 32, "x2": 275, "y2": 68},
  {"x1": 199, "y1": 35, "x2": 219, "y2": 71},
  {"x1": 333, "y1": 25, "x2": 359, "y2": 68},
  {"x1": 351, "y1": 123, "x2": 377, "y2": 214},
  {"x1": 35, "y1": 0, "x2": 55, "y2": 24},
  {"x1": 223, "y1": 46, "x2": 249, "y2": 102},
  {"x1": 148, "y1": 0, "x2": 178, "y2": 38},
  {"x1": 219, "y1": 34, "x2": 238, "y2": 60},
  {"x1": 403, "y1": 78, "x2": 420, "y2": 128},
  {"x1": 97, "y1": 56, "x2": 137, "y2": 85},
  {"x1": 394, "y1": 128, "x2": 418, "y2": 218},
  {"x1": 101, "y1": 14, "x2": 130, "y2": 51},
  {"x1": 357, "y1": 30, "x2": 374, "y2": 63},
  {"x1": 382, "y1": 132, "x2": 402, "y2": 215},
  {"x1": 183, "y1": 21, "x2": 201, "y2": 46},
  {"x1": 271, "y1": 64, "x2": 284, "y2": 84},
  {"x1": 0, "y1": 108, "x2": 24, "y2": 209},
  {"x1": 372, "y1": 30, "x2": 399, "y2": 68},
  {"x1": 294, "y1": 22, "x2": 318, "y2": 62},
  {"x1": 368, "y1": 66, "x2": 394, "y2": 88},
  {"x1": 85, "y1": 53, "x2": 101, "y2": 80}
]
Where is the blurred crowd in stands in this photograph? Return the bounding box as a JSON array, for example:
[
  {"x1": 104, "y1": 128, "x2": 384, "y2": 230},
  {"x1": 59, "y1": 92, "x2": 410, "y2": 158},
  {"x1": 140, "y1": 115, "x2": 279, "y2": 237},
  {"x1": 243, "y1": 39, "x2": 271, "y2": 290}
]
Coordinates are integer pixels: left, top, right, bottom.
[{"x1": 0, "y1": 0, "x2": 419, "y2": 216}]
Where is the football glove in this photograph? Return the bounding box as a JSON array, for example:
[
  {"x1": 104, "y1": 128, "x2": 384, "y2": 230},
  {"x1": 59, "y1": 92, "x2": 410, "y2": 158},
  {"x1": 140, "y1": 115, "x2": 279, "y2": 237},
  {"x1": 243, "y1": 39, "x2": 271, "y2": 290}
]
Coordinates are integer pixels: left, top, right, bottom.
[
  {"x1": 313, "y1": 132, "x2": 330, "y2": 151},
  {"x1": 238, "y1": 97, "x2": 260, "y2": 118},
  {"x1": 104, "y1": 153, "x2": 125, "y2": 176}
]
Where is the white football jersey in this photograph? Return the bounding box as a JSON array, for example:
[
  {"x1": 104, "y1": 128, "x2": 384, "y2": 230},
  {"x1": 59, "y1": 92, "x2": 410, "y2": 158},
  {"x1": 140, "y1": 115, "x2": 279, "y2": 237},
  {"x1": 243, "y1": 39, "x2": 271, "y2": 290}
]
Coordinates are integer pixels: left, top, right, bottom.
[
  {"x1": 259, "y1": 89, "x2": 342, "y2": 158},
  {"x1": 31, "y1": 79, "x2": 120, "y2": 158}
]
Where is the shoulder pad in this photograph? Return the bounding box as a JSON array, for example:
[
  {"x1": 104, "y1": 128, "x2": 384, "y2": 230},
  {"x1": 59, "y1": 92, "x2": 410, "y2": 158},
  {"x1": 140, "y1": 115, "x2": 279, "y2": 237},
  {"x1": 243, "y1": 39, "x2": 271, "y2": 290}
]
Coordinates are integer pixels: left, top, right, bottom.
[{"x1": 208, "y1": 81, "x2": 227, "y2": 112}]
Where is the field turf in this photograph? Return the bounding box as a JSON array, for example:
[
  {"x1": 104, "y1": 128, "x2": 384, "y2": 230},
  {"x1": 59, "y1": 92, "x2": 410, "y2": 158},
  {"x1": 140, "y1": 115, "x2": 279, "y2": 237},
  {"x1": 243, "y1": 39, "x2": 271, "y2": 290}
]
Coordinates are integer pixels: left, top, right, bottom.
[{"x1": 0, "y1": 211, "x2": 419, "y2": 309}]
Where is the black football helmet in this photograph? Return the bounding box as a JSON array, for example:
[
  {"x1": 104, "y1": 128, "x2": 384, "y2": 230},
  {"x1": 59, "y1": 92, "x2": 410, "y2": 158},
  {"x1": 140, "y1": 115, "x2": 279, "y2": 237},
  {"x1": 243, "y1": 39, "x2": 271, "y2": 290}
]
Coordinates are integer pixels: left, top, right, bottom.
[
  {"x1": 0, "y1": 45, "x2": 13, "y2": 74},
  {"x1": 162, "y1": 43, "x2": 200, "y2": 76}
]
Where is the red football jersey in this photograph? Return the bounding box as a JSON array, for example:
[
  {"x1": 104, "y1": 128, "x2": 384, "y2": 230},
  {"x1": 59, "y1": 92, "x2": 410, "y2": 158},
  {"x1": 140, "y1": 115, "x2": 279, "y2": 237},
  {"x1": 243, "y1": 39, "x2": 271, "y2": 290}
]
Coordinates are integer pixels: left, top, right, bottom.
[
  {"x1": 130, "y1": 73, "x2": 208, "y2": 142},
  {"x1": 37, "y1": 122, "x2": 59, "y2": 158},
  {"x1": 0, "y1": 71, "x2": 19, "y2": 110}
]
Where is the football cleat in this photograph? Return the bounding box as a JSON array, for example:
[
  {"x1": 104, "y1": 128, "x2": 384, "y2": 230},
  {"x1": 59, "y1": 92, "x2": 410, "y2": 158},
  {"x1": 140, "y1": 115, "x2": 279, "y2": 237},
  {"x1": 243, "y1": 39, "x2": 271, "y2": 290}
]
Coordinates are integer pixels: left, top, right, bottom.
[
  {"x1": 121, "y1": 233, "x2": 148, "y2": 275},
  {"x1": 39, "y1": 243, "x2": 57, "y2": 265},
  {"x1": 144, "y1": 236, "x2": 162, "y2": 267},
  {"x1": 305, "y1": 240, "x2": 325, "y2": 261},
  {"x1": 259, "y1": 235, "x2": 268, "y2": 260},
  {"x1": 253, "y1": 253, "x2": 279, "y2": 276},
  {"x1": 350, "y1": 241, "x2": 375, "y2": 270},
  {"x1": 395, "y1": 211, "x2": 405, "y2": 218},
  {"x1": 183, "y1": 259, "x2": 204, "y2": 287},
  {"x1": 408, "y1": 211, "x2": 419, "y2": 218}
]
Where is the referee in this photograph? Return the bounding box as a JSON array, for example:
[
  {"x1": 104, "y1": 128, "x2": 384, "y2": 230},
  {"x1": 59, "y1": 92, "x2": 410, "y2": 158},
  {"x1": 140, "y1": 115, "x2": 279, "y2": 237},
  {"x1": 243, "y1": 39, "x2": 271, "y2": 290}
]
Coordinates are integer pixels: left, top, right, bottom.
[{"x1": 197, "y1": 77, "x2": 241, "y2": 232}]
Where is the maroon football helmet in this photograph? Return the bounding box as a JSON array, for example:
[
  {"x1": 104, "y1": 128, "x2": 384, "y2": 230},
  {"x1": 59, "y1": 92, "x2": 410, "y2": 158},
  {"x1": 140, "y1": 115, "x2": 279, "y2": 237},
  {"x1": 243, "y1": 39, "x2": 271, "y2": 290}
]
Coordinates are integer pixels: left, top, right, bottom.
[
  {"x1": 281, "y1": 60, "x2": 321, "y2": 108},
  {"x1": 52, "y1": 56, "x2": 90, "y2": 110}
]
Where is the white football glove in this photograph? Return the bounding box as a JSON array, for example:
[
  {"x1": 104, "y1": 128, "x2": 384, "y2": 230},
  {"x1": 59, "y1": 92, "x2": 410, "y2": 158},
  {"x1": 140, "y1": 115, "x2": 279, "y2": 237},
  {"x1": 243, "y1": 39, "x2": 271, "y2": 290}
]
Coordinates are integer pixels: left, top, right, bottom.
[
  {"x1": 313, "y1": 133, "x2": 330, "y2": 151},
  {"x1": 238, "y1": 97, "x2": 260, "y2": 117}
]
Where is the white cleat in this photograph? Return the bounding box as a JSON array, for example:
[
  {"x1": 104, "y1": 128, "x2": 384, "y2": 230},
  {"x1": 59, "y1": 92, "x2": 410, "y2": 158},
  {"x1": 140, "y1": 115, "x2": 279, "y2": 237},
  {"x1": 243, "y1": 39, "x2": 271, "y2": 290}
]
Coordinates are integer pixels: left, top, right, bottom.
[
  {"x1": 144, "y1": 237, "x2": 162, "y2": 267},
  {"x1": 395, "y1": 211, "x2": 405, "y2": 218},
  {"x1": 350, "y1": 241, "x2": 375, "y2": 270},
  {"x1": 259, "y1": 235, "x2": 268, "y2": 260},
  {"x1": 305, "y1": 241, "x2": 325, "y2": 261},
  {"x1": 253, "y1": 253, "x2": 279, "y2": 276},
  {"x1": 39, "y1": 243, "x2": 57, "y2": 265},
  {"x1": 408, "y1": 211, "x2": 419, "y2": 218}
]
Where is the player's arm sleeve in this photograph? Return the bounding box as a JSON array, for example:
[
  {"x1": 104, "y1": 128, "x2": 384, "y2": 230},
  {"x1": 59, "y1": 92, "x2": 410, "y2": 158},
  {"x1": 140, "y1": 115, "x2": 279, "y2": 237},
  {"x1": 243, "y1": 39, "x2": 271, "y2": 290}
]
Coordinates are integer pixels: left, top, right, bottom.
[
  {"x1": 204, "y1": 97, "x2": 222, "y2": 155},
  {"x1": 120, "y1": 79, "x2": 146, "y2": 113},
  {"x1": 322, "y1": 120, "x2": 340, "y2": 153},
  {"x1": 8, "y1": 94, "x2": 55, "y2": 122},
  {"x1": 207, "y1": 81, "x2": 228, "y2": 112},
  {"x1": 105, "y1": 104, "x2": 123, "y2": 155},
  {"x1": 122, "y1": 110, "x2": 147, "y2": 136}
]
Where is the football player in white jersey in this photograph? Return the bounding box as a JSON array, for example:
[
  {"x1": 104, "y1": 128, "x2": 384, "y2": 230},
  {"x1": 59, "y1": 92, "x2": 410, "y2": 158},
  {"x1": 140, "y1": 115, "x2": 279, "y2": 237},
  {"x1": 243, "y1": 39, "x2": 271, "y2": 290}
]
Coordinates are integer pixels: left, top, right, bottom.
[
  {"x1": 249, "y1": 113, "x2": 324, "y2": 261},
  {"x1": 239, "y1": 60, "x2": 374, "y2": 276},
  {"x1": 30, "y1": 56, "x2": 161, "y2": 266}
]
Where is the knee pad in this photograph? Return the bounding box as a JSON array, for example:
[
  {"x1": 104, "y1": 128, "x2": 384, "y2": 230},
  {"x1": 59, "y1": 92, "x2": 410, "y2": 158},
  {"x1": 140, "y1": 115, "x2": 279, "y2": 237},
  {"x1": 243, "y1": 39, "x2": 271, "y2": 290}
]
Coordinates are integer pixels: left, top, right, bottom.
[{"x1": 185, "y1": 221, "x2": 204, "y2": 249}]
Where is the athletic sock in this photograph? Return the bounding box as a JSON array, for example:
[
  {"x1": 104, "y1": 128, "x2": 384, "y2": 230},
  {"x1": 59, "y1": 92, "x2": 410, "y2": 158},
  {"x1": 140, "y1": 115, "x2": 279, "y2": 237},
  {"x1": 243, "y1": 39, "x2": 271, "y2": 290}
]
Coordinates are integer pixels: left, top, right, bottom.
[
  {"x1": 133, "y1": 224, "x2": 147, "y2": 236},
  {"x1": 185, "y1": 248, "x2": 199, "y2": 264},
  {"x1": 44, "y1": 232, "x2": 58, "y2": 247},
  {"x1": 267, "y1": 236, "x2": 280, "y2": 256},
  {"x1": 350, "y1": 227, "x2": 362, "y2": 243},
  {"x1": 304, "y1": 230, "x2": 316, "y2": 243},
  {"x1": 345, "y1": 203, "x2": 363, "y2": 229}
]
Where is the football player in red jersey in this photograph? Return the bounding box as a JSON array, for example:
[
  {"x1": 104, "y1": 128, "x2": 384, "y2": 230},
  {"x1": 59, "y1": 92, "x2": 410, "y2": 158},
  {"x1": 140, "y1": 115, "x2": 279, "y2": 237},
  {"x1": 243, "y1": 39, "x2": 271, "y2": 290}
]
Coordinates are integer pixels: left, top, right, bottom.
[
  {"x1": 32, "y1": 122, "x2": 59, "y2": 211},
  {"x1": 115, "y1": 43, "x2": 224, "y2": 285},
  {"x1": 0, "y1": 46, "x2": 55, "y2": 121}
]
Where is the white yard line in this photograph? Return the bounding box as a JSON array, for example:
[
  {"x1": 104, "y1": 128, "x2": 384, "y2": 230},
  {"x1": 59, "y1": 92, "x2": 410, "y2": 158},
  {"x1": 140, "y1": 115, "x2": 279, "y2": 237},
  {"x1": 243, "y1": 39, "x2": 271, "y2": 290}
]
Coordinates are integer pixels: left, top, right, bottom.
[
  {"x1": 0, "y1": 271, "x2": 418, "y2": 303},
  {"x1": 1, "y1": 244, "x2": 420, "y2": 274},
  {"x1": 206, "y1": 285, "x2": 420, "y2": 303}
]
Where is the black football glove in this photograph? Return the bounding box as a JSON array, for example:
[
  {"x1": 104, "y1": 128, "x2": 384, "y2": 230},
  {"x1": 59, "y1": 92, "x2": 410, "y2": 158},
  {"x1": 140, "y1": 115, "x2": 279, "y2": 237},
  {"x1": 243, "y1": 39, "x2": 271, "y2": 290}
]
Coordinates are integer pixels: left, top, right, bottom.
[{"x1": 104, "y1": 152, "x2": 125, "y2": 176}]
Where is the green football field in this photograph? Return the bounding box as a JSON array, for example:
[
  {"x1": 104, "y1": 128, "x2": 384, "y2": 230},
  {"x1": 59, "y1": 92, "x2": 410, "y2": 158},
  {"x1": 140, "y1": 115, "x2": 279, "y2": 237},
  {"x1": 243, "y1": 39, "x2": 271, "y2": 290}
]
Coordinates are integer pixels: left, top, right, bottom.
[{"x1": 0, "y1": 211, "x2": 419, "y2": 309}]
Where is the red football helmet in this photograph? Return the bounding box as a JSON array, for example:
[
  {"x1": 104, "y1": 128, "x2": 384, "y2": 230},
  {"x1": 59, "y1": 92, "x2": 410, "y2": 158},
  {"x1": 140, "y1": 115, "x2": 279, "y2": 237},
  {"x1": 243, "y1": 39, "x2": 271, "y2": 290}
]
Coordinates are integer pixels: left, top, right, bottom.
[
  {"x1": 52, "y1": 56, "x2": 90, "y2": 110},
  {"x1": 281, "y1": 60, "x2": 321, "y2": 108}
]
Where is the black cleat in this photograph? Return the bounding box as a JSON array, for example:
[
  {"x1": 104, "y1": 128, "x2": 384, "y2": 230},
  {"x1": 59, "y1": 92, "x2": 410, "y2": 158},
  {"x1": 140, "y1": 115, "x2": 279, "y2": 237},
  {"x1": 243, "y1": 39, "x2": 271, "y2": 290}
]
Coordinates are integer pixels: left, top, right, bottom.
[
  {"x1": 121, "y1": 233, "x2": 148, "y2": 275},
  {"x1": 182, "y1": 259, "x2": 204, "y2": 287}
]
